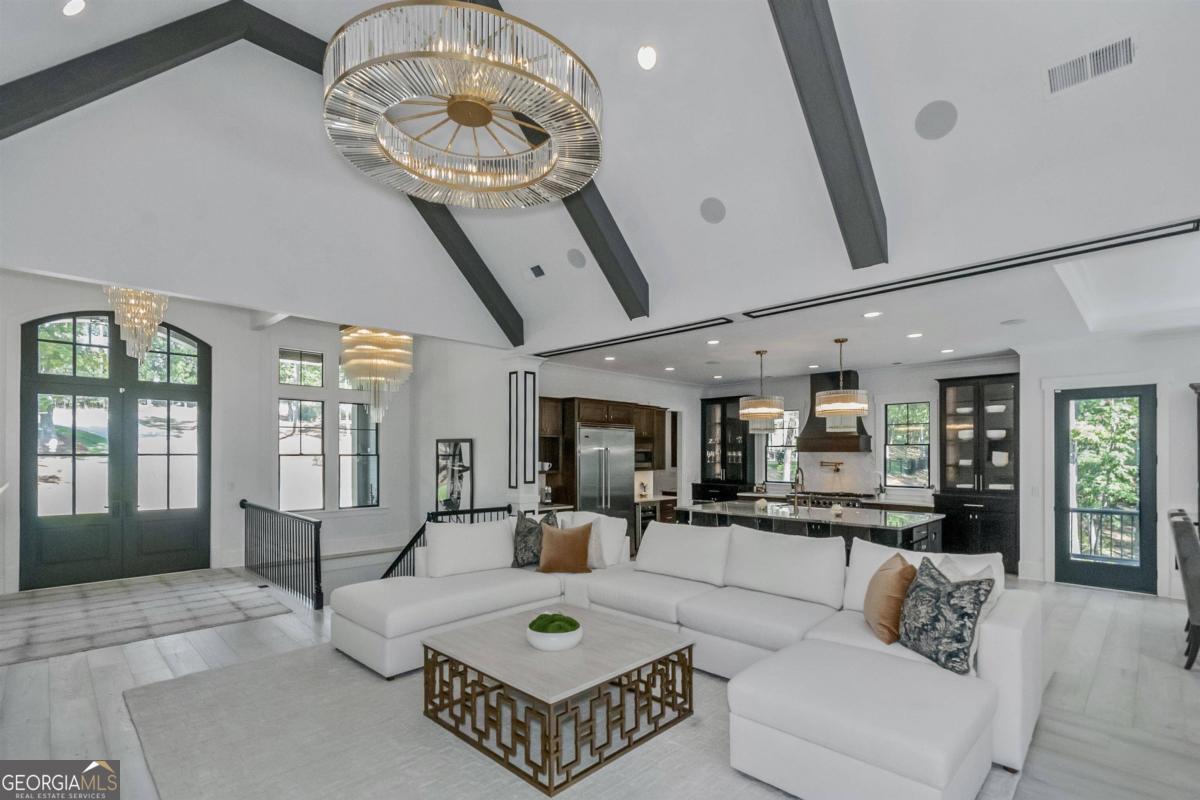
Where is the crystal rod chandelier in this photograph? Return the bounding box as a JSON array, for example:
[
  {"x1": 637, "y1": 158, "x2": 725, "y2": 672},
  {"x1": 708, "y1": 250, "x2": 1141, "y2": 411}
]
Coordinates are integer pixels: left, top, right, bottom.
[
  {"x1": 814, "y1": 338, "x2": 870, "y2": 417},
  {"x1": 340, "y1": 327, "x2": 415, "y2": 422},
  {"x1": 105, "y1": 286, "x2": 168, "y2": 362},
  {"x1": 323, "y1": 1, "x2": 602, "y2": 208},
  {"x1": 740, "y1": 350, "x2": 785, "y2": 434}
]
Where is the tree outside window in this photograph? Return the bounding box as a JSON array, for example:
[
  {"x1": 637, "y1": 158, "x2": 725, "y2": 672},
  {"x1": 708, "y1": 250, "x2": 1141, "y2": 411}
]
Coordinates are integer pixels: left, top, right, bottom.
[
  {"x1": 763, "y1": 410, "x2": 802, "y2": 483},
  {"x1": 885, "y1": 402, "x2": 930, "y2": 487}
]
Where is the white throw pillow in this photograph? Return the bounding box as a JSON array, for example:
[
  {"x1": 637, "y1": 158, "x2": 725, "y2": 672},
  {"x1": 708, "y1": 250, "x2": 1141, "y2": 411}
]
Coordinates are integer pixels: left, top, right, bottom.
[
  {"x1": 843, "y1": 538, "x2": 946, "y2": 613},
  {"x1": 940, "y1": 552, "x2": 1005, "y2": 601},
  {"x1": 635, "y1": 521, "x2": 730, "y2": 585},
  {"x1": 424, "y1": 520, "x2": 513, "y2": 578},
  {"x1": 569, "y1": 511, "x2": 628, "y2": 568},
  {"x1": 939, "y1": 554, "x2": 1002, "y2": 673},
  {"x1": 723, "y1": 525, "x2": 845, "y2": 609}
]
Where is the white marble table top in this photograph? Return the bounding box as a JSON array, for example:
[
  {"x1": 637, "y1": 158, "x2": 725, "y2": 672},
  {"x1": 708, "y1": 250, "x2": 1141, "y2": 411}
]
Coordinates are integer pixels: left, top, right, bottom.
[{"x1": 422, "y1": 604, "x2": 692, "y2": 704}]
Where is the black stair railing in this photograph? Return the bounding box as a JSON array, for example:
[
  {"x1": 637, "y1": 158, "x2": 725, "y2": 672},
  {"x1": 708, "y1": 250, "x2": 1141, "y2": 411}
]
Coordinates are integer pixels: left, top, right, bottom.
[
  {"x1": 381, "y1": 504, "x2": 513, "y2": 579},
  {"x1": 240, "y1": 499, "x2": 324, "y2": 609}
]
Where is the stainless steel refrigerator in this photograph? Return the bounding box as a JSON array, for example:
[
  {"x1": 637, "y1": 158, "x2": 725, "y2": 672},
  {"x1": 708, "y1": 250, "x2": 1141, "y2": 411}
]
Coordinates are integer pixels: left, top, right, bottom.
[{"x1": 576, "y1": 425, "x2": 635, "y2": 535}]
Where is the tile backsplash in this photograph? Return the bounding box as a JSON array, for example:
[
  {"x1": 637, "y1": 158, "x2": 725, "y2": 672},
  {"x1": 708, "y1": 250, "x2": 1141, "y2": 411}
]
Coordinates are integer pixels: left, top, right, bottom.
[{"x1": 792, "y1": 453, "x2": 879, "y2": 494}]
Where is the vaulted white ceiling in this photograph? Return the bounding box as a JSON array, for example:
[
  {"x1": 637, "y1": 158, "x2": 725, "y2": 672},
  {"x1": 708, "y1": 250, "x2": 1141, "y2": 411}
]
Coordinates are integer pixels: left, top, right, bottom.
[{"x1": 1, "y1": 0, "x2": 1198, "y2": 360}]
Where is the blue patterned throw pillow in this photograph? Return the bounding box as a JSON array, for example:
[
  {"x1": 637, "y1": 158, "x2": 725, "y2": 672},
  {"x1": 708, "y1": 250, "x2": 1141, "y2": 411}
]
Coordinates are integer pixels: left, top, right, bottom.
[
  {"x1": 899, "y1": 557, "x2": 995, "y2": 675},
  {"x1": 512, "y1": 511, "x2": 557, "y2": 568}
]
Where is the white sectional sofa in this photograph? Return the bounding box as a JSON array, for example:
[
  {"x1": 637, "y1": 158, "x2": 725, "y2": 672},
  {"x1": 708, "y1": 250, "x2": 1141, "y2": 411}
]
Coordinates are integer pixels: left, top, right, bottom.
[
  {"x1": 330, "y1": 510, "x2": 629, "y2": 678},
  {"x1": 331, "y1": 516, "x2": 1042, "y2": 800}
]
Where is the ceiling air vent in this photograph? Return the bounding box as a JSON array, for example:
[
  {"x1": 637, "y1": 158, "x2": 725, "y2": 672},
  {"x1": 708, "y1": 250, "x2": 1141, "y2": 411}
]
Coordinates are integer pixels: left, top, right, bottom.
[{"x1": 1047, "y1": 36, "x2": 1135, "y2": 94}]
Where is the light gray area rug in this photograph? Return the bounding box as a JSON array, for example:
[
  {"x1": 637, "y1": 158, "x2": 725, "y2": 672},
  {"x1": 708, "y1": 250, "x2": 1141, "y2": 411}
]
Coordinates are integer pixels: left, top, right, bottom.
[
  {"x1": 125, "y1": 644, "x2": 1020, "y2": 800},
  {"x1": 0, "y1": 569, "x2": 289, "y2": 666}
]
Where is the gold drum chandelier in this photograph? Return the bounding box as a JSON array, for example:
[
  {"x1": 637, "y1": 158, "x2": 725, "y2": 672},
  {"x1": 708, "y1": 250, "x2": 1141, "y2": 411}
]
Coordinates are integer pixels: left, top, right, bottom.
[
  {"x1": 340, "y1": 327, "x2": 414, "y2": 422},
  {"x1": 105, "y1": 286, "x2": 168, "y2": 362},
  {"x1": 739, "y1": 350, "x2": 785, "y2": 434},
  {"x1": 323, "y1": 1, "x2": 602, "y2": 208},
  {"x1": 815, "y1": 337, "x2": 870, "y2": 417}
]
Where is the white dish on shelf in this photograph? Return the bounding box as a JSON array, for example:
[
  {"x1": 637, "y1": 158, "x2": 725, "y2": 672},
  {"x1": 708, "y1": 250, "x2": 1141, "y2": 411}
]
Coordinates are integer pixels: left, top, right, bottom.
[
  {"x1": 985, "y1": 404, "x2": 1006, "y2": 413},
  {"x1": 988, "y1": 483, "x2": 1014, "y2": 491},
  {"x1": 991, "y1": 451, "x2": 1009, "y2": 467},
  {"x1": 986, "y1": 430, "x2": 1006, "y2": 440},
  {"x1": 958, "y1": 459, "x2": 973, "y2": 467},
  {"x1": 955, "y1": 406, "x2": 973, "y2": 415},
  {"x1": 957, "y1": 430, "x2": 975, "y2": 440},
  {"x1": 956, "y1": 483, "x2": 974, "y2": 489}
]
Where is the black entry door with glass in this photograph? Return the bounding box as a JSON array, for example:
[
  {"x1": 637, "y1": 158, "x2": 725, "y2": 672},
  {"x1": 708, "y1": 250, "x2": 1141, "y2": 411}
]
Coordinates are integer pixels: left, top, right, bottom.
[
  {"x1": 20, "y1": 313, "x2": 212, "y2": 590},
  {"x1": 1054, "y1": 385, "x2": 1156, "y2": 593}
]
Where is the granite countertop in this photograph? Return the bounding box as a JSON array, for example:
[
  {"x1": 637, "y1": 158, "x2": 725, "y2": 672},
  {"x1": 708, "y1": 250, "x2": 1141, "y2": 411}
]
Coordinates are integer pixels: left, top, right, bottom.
[
  {"x1": 679, "y1": 501, "x2": 944, "y2": 529},
  {"x1": 538, "y1": 503, "x2": 575, "y2": 512},
  {"x1": 635, "y1": 495, "x2": 673, "y2": 503},
  {"x1": 736, "y1": 490, "x2": 935, "y2": 510}
]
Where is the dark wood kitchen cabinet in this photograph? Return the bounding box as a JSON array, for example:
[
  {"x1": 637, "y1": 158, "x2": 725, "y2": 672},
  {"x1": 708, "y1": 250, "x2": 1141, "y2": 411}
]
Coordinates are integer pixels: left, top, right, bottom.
[{"x1": 934, "y1": 373, "x2": 1020, "y2": 573}]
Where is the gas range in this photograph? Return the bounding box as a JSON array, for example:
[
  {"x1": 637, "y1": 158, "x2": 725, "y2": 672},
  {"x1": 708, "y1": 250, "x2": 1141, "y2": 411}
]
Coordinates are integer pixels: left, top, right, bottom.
[{"x1": 789, "y1": 491, "x2": 875, "y2": 509}]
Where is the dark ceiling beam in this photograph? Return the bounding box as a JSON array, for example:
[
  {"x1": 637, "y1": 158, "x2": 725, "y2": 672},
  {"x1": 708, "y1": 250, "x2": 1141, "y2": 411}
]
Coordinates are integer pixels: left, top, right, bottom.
[
  {"x1": 768, "y1": 0, "x2": 888, "y2": 269},
  {"x1": 0, "y1": 0, "x2": 247, "y2": 140},
  {"x1": 411, "y1": 198, "x2": 524, "y2": 345},
  {"x1": 469, "y1": 0, "x2": 651, "y2": 320},
  {"x1": 563, "y1": 186, "x2": 650, "y2": 319},
  {"x1": 0, "y1": 0, "x2": 526, "y2": 346}
]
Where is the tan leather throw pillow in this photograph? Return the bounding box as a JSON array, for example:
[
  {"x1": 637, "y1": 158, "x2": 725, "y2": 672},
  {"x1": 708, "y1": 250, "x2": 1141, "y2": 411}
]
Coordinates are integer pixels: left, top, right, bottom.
[
  {"x1": 863, "y1": 553, "x2": 918, "y2": 644},
  {"x1": 537, "y1": 523, "x2": 593, "y2": 574}
]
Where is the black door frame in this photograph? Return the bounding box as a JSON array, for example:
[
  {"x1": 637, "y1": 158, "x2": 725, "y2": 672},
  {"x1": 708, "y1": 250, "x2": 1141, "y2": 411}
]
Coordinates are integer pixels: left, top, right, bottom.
[
  {"x1": 19, "y1": 311, "x2": 212, "y2": 590},
  {"x1": 1054, "y1": 384, "x2": 1157, "y2": 594}
]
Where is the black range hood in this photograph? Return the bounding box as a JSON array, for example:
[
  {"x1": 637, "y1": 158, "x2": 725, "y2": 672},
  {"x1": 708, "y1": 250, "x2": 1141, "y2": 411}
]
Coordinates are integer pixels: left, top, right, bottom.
[{"x1": 796, "y1": 371, "x2": 872, "y2": 453}]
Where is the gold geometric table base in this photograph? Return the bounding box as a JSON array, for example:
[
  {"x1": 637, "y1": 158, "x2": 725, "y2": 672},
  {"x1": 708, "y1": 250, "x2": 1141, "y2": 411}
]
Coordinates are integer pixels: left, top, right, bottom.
[{"x1": 423, "y1": 644, "x2": 694, "y2": 796}]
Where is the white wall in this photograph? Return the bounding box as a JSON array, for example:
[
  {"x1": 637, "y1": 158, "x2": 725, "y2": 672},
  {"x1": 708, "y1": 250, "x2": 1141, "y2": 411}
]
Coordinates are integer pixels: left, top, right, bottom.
[
  {"x1": 0, "y1": 270, "x2": 412, "y2": 593},
  {"x1": 1018, "y1": 330, "x2": 1199, "y2": 599},
  {"x1": 706, "y1": 354, "x2": 1020, "y2": 502}
]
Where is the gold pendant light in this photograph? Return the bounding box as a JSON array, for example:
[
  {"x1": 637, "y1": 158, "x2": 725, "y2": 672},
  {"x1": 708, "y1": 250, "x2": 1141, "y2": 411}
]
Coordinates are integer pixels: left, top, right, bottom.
[
  {"x1": 340, "y1": 327, "x2": 414, "y2": 422},
  {"x1": 323, "y1": 1, "x2": 602, "y2": 209},
  {"x1": 814, "y1": 338, "x2": 869, "y2": 417},
  {"x1": 104, "y1": 286, "x2": 168, "y2": 362},
  {"x1": 740, "y1": 350, "x2": 784, "y2": 433}
]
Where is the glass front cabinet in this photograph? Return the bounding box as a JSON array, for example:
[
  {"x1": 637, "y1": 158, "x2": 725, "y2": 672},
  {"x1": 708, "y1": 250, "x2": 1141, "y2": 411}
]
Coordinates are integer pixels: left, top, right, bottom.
[
  {"x1": 700, "y1": 396, "x2": 753, "y2": 485},
  {"x1": 939, "y1": 374, "x2": 1018, "y2": 494},
  {"x1": 934, "y1": 373, "x2": 1019, "y2": 573}
]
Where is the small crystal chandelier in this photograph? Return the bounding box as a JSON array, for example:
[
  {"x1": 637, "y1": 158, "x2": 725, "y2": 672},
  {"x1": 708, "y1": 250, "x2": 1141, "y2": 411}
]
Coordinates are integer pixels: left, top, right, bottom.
[
  {"x1": 105, "y1": 286, "x2": 168, "y2": 362},
  {"x1": 340, "y1": 327, "x2": 414, "y2": 421},
  {"x1": 740, "y1": 350, "x2": 785, "y2": 434},
  {"x1": 815, "y1": 338, "x2": 870, "y2": 417},
  {"x1": 323, "y1": 1, "x2": 602, "y2": 208}
]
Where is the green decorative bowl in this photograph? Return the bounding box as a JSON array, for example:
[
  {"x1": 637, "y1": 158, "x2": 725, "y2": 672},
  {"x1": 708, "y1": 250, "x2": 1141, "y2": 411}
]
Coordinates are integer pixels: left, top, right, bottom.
[{"x1": 526, "y1": 612, "x2": 582, "y2": 651}]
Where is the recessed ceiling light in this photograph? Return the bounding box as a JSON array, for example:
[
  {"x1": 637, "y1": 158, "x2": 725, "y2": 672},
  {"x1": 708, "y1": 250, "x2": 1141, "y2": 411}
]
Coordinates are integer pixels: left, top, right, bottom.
[
  {"x1": 700, "y1": 197, "x2": 726, "y2": 224},
  {"x1": 637, "y1": 45, "x2": 657, "y2": 70},
  {"x1": 63, "y1": 0, "x2": 85, "y2": 15},
  {"x1": 707, "y1": 339, "x2": 720, "y2": 345},
  {"x1": 604, "y1": 356, "x2": 615, "y2": 361},
  {"x1": 914, "y1": 100, "x2": 958, "y2": 140},
  {"x1": 664, "y1": 367, "x2": 675, "y2": 371},
  {"x1": 1000, "y1": 318, "x2": 1026, "y2": 326},
  {"x1": 906, "y1": 332, "x2": 923, "y2": 338},
  {"x1": 808, "y1": 364, "x2": 820, "y2": 369},
  {"x1": 566, "y1": 248, "x2": 586, "y2": 268},
  {"x1": 713, "y1": 375, "x2": 722, "y2": 380},
  {"x1": 862, "y1": 311, "x2": 882, "y2": 318},
  {"x1": 940, "y1": 348, "x2": 955, "y2": 354}
]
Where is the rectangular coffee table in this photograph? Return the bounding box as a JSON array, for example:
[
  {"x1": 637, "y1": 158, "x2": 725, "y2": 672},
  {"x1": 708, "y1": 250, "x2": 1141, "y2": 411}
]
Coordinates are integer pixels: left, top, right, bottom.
[{"x1": 422, "y1": 605, "x2": 694, "y2": 796}]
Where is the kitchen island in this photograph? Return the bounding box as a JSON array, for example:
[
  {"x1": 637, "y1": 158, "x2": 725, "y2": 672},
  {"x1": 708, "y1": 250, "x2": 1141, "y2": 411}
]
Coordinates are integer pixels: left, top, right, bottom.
[{"x1": 677, "y1": 501, "x2": 944, "y2": 554}]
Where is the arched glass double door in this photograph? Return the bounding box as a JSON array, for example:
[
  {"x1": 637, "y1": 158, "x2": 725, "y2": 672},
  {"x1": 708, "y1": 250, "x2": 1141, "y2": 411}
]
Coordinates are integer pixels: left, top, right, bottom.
[{"x1": 20, "y1": 312, "x2": 212, "y2": 590}]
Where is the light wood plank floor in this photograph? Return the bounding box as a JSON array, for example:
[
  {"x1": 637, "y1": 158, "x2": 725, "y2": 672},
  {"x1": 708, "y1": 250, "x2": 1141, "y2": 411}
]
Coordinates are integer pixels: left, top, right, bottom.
[{"x1": 1, "y1": 572, "x2": 1196, "y2": 800}]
